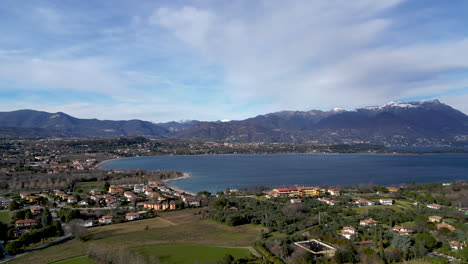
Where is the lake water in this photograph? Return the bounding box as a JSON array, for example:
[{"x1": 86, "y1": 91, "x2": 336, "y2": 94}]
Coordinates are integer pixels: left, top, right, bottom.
[{"x1": 99, "y1": 154, "x2": 468, "y2": 193}]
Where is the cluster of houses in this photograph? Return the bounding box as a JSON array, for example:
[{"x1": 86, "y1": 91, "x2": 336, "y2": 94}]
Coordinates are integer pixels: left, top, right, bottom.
[
  {"x1": 25, "y1": 156, "x2": 98, "y2": 174},
  {"x1": 337, "y1": 214, "x2": 464, "y2": 251},
  {"x1": 266, "y1": 187, "x2": 341, "y2": 198}
]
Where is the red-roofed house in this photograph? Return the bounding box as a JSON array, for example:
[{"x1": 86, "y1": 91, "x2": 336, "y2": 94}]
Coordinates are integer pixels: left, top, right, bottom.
[
  {"x1": 341, "y1": 226, "x2": 357, "y2": 239},
  {"x1": 16, "y1": 219, "x2": 38, "y2": 228}
]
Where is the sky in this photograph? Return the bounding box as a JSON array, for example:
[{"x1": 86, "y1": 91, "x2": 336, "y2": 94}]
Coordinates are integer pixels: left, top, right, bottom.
[{"x1": 1, "y1": 0, "x2": 468, "y2": 122}]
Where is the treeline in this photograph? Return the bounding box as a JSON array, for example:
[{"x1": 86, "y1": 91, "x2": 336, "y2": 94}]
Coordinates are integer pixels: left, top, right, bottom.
[{"x1": 5, "y1": 221, "x2": 62, "y2": 254}]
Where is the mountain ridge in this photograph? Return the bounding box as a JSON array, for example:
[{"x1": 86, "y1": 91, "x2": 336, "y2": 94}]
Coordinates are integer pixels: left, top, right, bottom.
[{"x1": 1, "y1": 100, "x2": 468, "y2": 146}]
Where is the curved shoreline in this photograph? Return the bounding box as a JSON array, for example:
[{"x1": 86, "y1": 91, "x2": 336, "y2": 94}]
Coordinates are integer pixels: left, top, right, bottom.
[
  {"x1": 163, "y1": 173, "x2": 196, "y2": 196},
  {"x1": 96, "y1": 158, "x2": 196, "y2": 195}
]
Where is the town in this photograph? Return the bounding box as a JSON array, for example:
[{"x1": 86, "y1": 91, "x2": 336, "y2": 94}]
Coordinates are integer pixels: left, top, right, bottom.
[{"x1": 0, "y1": 138, "x2": 467, "y2": 264}]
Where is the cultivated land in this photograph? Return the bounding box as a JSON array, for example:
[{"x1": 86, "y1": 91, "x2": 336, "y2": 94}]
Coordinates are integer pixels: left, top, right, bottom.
[
  {"x1": 0, "y1": 210, "x2": 12, "y2": 223},
  {"x1": 49, "y1": 256, "x2": 95, "y2": 264},
  {"x1": 6, "y1": 210, "x2": 263, "y2": 264},
  {"x1": 132, "y1": 244, "x2": 251, "y2": 264}
]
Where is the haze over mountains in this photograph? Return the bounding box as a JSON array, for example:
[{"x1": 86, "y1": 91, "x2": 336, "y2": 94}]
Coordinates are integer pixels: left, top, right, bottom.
[{"x1": 1, "y1": 100, "x2": 468, "y2": 146}]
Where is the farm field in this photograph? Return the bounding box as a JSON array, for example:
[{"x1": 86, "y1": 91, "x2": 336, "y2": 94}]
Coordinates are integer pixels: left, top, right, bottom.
[
  {"x1": 352, "y1": 205, "x2": 403, "y2": 214},
  {"x1": 132, "y1": 244, "x2": 251, "y2": 264},
  {"x1": 73, "y1": 181, "x2": 103, "y2": 193},
  {"x1": 7, "y1": 210, "x2": 262, "y2": 264},
  {"x1": 0, "y1": 210, "x2": 12, "y2": 224},
  {"x1": 50, "y1": 255, "x2": 96, "y2": 264}
]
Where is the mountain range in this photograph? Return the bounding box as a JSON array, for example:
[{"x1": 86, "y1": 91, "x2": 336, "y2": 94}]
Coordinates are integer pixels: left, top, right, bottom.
[{"x1": 1, "y1": 100, "x2": 468, "y2": 146}]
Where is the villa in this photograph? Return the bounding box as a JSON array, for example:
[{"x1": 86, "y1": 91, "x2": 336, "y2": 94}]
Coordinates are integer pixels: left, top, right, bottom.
[
  {"x1": 341, "y1": 226, "x2": 357, "y2": 239},
  {"x1": 360, "y1": 219, "x2": 378, "y2": 227}
]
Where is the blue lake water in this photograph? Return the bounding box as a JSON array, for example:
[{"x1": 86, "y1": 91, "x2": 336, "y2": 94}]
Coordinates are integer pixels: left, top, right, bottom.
[{"x1": 99, "y1": 154, "x2": 468, "y2": 193}]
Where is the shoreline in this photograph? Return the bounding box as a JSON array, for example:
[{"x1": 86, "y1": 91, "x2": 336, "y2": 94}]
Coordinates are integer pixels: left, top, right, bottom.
[
  {"x1": 96, "y1": 159, "x2": 197, "y2": 196},
  {"x1": 163, "y1": 173, "x2": 196, "y2": 196}
]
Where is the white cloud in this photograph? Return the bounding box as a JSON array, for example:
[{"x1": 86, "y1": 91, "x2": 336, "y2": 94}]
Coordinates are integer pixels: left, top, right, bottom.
[
  {"x1": 0, "y1": 56, "x2": 126, "y2": 94},
  {"x1": 150, "y1": 0, "x2": 468, "y2": 112}
]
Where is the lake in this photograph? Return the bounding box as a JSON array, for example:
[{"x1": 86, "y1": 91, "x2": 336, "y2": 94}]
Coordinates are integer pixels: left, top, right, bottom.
[{"x1": 99, "y1": 153, "x2": 468, "y2": 193}]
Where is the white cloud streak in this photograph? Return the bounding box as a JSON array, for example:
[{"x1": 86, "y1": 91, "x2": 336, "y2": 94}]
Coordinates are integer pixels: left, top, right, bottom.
[{"x1": 151, "y1": 0, "x2": 468, "y2": 111}]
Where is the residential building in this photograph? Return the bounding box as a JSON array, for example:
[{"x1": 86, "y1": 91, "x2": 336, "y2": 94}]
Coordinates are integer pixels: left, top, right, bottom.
[
  {"x1": 341, "y1": 226, "x2": 357, "y2": 239},
  {"x1": 437, "y1": 222, "x2": 456, "y2": 232},
  {"x1": 16, "y1": 219, "x2": 38, "y2": 228},
  {"x1": 78, "y1": 200, "x2": 89, "y2": 206},
  {"x1": 428, "y1": 216, "x2": 443, "y2": 223},
  {"x1": 109, "y1": 186, "x2": 125, "y2": 194},
  {"x1": 125, "y1": 213, "x2": 140, "y2": 221},
  {"x1": 379, "y1": 199, "x2": 393, "y2": 206},
  {"x1": 290, "y1": 198, "x2": 302, "y2": 204},
  {"x1": 360, "y1": 219, "x2": 378, "y2": 227},
  {"x1": 355, "y1": 199, "x2": 375, "y2": 207},
  {"x1": 169, "y1": 200, "x2": 177, "y2": 210},
  {"x1": 449, "y1": 241, "x2": 466, "y2": 250},
  {"x1": 392, "y1": 225, "x2": 414, "y2": 235},
  {"x1": 80, "y1": 220, "x2": 95, "y2": 227},
  {"x1": 25, "y1": 195, "x2": 40, "y2": 203},
  {"x1": 99, "y1": 216, "x2": 113, "y2": 224},
  {"x1": 328, "y1": 189, "x2": 341, "y2": 196},
  {"x1": 427, "y1": 204, "x2": 442, "y2": 210}
]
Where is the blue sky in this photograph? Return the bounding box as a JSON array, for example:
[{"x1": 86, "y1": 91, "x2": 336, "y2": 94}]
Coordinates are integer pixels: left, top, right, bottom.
[{"x1": 1, "y1": 0, "x2": 468, "y2": 122}]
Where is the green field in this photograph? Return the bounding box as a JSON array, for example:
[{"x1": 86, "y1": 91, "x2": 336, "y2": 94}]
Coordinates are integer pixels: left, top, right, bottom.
[
  {"x1": 8, "y1": 210, "x2": 262, "y2": 264},
  {"x1": 74, "y1": 181, "x2": 103, "y2": 193},
  {"x1": 132, "y1": 244, "x2": 251, "y2": 264},
  {"x1": 352, "y1": 205, "x2": 403, "y2": 213},
  {"x1": 0, "y1": 210, "x2": 12, "y2": 224},
  {"x1": 50, "y1": 255, "x2": 95, "y2": 264}
]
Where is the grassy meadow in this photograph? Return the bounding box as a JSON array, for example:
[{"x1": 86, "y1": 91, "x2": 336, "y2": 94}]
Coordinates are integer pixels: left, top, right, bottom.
[{"x1": 7, "y1": 209, "x2": 262, "y2": 264}]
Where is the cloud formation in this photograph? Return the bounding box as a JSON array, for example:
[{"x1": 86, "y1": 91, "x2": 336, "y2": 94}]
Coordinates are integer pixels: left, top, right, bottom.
[
  {"x1": 0, "y1": 0, "x2": 468, "y2": 121},
  {"x1": 151, "y1": 0, "x2": 468, "y2": 110}
]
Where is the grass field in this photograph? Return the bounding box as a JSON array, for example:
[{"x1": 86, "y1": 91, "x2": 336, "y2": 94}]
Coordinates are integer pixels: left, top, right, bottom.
[
  {"x1": 74, "y1": 181, "x2": 103, "y2": 193},
  {"x1": 0, "y1": 210, "x2": 12, "y2": 224},
  {"x1": 352, "y1": 205, "x2": 403, "y2": 213},
  {"x1": 50, "y1": 255, "x2": 95, "y2": 264},
  {"x1": 8, "y1": 210, "x2": 262, "y2": 264},
  {"x1": 132, "y1": 244, "x2": 251, "y2": 264}
]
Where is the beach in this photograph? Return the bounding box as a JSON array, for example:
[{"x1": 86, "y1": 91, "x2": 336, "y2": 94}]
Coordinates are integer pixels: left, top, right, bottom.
[{"x1": 163, "y1": 173, "x2": 196, "y2": 196}]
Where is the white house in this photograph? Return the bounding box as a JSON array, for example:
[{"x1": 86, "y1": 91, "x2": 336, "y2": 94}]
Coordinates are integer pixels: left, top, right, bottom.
[
  {"x1": 356, "y1": 199, "x2": 375, "y2": 207},
  {"x1": 125, "y1": 213, "x2": 140, "y2": 221},
  {"x1": 392, "y1": 225, "x2": 414, "y2": 235},
  {"x1": 427, "y1": 204, "x2": 442, "y2": 210},
  {"x1": 80, "y1": 220, "x2": 95, "y2": 228},
  {"x1": 78, "y1": 200, "x2": 89, "y2": 206},
  {"x1": 290, "y1": 198, "x2": 302, "y2": 204},
  {"x1": 449, "y1": 241, "x2": 466, "y2": 250},
  {"x1": 98, "y1": 215, "x2": 113, "y2": 224},
  {"x1": 360, "y1": 219, "x2": 378, "y2": 227},
  {"x1": 379, "y1": 199, "x2": 393, "y2": 206},
  {"x1": 341, "y1": 226, "x2": 357, "y2": 239}
]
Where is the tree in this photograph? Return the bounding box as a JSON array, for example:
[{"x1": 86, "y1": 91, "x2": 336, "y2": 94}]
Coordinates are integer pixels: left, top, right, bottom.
[
  {"x1": 391, "y1": 235, "x2": 412, "y2": 250},
  {"x1": 8, "y1": 200, "x2": 20, "y2": 211},
  {"x1": 25, "y1": 211, "x2": 33, "y2": 220},
  {"x1": 41, "y1": 208, "x2": 52, "y2": 226},
  {"x1": 103, "y1": 181, "x2": 110, "y2": 191},
  {"x1": 334, "y1": 248, "x2": 358, "y2": 264},
  {"x1": 415, "y1": 232, "x2": 437, "y2": 251},
  {"x1": 218, "y1": 254, "x2": 234, "y2": 264},
  {"x1": 69, "y1": 219, "x2": 88, "y2": 241},
  {"x1": 0, "y1": 222, "x2": 7, "y2": 241},
  {"x1": 197, "y1": 191, "x2": 211, "y2": 197},
  {"x1": 5, "y1": 240, "x2": 24, "y2": 255}
]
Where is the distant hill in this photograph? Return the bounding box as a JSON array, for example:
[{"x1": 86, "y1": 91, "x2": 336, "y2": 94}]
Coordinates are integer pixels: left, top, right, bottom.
[
  {"x1": 0, "y1": 110, "x2": 169, "y2": 137},
  {"x1": 1, "y1": 100, "x2": 468, "y2": 146}
]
